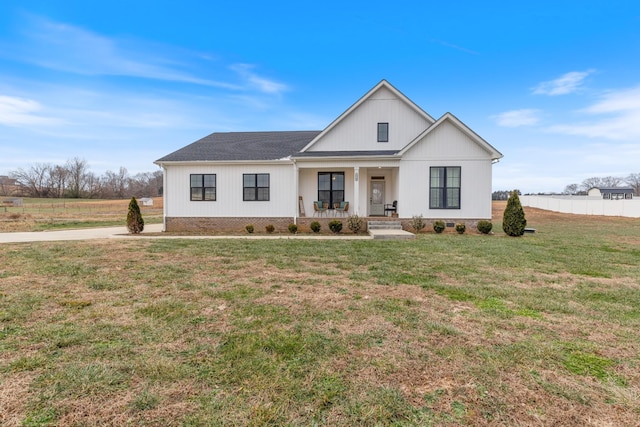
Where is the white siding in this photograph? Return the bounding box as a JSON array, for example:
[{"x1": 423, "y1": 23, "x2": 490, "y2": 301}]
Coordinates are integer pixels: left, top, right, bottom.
[
  {"x1": 398, "y1": 119, "x2": 494, "y2": 219},
  {"x1": 398, "y1": 159, "x2": 493, "y2": 219},
  {"x1": 308, "y1": 87, "x2": 431, "y2": 152},
  {"x1": 402, "y1": 120, "x2": 491, "y2": 161},
  {"x1": 164, "y1": 163, "x2": 295, "y2": 217}
]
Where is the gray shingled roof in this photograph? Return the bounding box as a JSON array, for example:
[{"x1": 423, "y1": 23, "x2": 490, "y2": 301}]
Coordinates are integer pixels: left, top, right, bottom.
[{"x1": 155, "y1": 131, "x2": 321, "y2": 162}]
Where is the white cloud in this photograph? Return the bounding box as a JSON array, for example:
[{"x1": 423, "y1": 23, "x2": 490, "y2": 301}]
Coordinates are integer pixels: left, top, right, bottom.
[
  {"x1": 582, "y1": 86, "x2": 640, "y2": 114},
  {"x1": 230, "y1": 63, "x2": 288, "y2": 95},
  {"x1": 532, "y1": 69, "x2": 595, "y2": 96},
  {"x1": 3, "y1": 15, "x2": 240, "y2": 89},
  {"x1": 548, "y1": 86, "x2": 640, "y2": 140},
  {"x1": 491, "y1": 109, "x2": 541, "y2": 127},
  {"x1": 0, "y1": 95, "x2": 61, "y2": 126}
]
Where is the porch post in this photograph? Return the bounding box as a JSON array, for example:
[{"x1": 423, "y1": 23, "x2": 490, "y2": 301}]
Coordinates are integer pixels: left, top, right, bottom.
[{"x1": 353, "y1": 166, "x2": 360, "y2": 215}]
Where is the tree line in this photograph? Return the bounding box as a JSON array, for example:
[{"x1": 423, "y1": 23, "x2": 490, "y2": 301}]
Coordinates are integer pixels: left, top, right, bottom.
[{"x1": 4, "y1": 158, "x2": 162, "y2": 199}]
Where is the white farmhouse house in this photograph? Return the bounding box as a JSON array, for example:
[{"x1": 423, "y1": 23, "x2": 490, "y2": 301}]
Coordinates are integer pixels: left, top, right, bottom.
[{"x1": 155, "y1": 80, "x2": 503, "y2": 232}]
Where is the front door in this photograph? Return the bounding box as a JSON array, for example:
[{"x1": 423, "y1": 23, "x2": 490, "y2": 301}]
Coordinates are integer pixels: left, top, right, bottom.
[{"x1": 370, "y1": 180, "x2": 385, "y2": 216}]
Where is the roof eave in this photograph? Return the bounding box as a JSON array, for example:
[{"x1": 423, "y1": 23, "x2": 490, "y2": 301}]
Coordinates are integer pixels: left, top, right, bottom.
[{"x1": 154, "y1": 159, "x2": 295, "y2": 167}]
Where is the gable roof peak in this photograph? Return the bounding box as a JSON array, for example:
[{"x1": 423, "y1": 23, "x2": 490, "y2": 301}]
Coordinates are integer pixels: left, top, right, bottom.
[{"x1": 300, "y1": 80, "x2": 435, "y2": 152}]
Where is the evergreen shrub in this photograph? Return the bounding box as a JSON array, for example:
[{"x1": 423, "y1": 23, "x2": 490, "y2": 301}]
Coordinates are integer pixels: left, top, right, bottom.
[
  {"x1": 502, "y1": 190, "x2": 527, "y2": 237},
  {"x1": 328, "y1": 220, "x2": 343, "y2": 234},
  {"x1": 126, "y1": 197, "x2": 144, "y2": 234},
  {"x1": 477, "y1": 220, "x2": 493, "y2": 234}
]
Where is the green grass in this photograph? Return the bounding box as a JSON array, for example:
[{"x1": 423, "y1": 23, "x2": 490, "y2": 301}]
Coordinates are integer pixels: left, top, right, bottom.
[{"x1": 1, "y1": 209, "x2": 639, "y2": 425}]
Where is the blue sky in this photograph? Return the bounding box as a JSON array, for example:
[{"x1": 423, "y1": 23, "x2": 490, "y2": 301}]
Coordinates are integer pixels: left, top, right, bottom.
[{"x1": 1, "y1": 1, "x2": 639, "y2": 193}]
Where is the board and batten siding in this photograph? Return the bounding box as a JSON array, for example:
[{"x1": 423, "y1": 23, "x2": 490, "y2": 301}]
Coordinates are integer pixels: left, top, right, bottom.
[
  {"x1": 398, "y1": 160, "x2": 492, "y2": 219},
  {"x1": 398, "y1": 120, "x2": 494, "y2": 219},
  {"x1": 307, "y1": 86, "x2": 431, "y2": 152},
  {"x1": 164, "y1": 163, "x2": 295, "y2": 218}
]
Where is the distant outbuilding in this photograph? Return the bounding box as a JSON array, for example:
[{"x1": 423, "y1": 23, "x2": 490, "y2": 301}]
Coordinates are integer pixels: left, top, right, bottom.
[
  {"x1": 139, "y1": 197, "x2": 154, "y2": 206},
  {"x1": 588, "y1": 187, "x2": 634, "y2": 200},
  {"x1": 2, "y1": 197, "x2": 23, "y2": 207}
]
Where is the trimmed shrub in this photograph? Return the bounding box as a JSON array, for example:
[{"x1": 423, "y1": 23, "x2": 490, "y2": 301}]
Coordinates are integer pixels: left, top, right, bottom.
[
  {"x1": 477, "y1": 220, "x2": 493, "y2": 234},
  {"x1": 455, "y1": 223, "x2": 466, "y2": 234},
  {"x1": 502, "y1": 190, "x2": 527, "y2": 237},
  {"x1": 245, "y1": 224, "x2": 254, "y2": 234},
  {"x1": 126, "y1": 197, "x2": 144, "y2": 234},
  {"x1": 410, "y1": 215, "x2": 426, "y2": 233},
  {"x1": 265, "y1": 224, "x2": 275, "y2": 234},
  {"x1": 346, "y1": 215, "x2": 363, "y2": 234},
  {"x1": 433, "y1": 220, "x2": 445, "y2": 234},
  {"x1": 288, "y1": 223, "x2": 298, "y2": 234},
  {"x1": 328, "y1": 220, "x2": 343, "y2": 234},
  {"x1": 309, "y1": 221, "x2": 321, "y2": 233}
]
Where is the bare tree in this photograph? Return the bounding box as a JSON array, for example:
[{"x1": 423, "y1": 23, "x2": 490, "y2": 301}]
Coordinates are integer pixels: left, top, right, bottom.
[
  {"x1": 10, "y1": 163, "x2": 52, "y2": 197},
  {"x1": 103, "y1": 167, "x2": 129, "y2": 198},
  {"x1": 600, "y1": 176, "x2": 623, "y2": 187},
  {"x1": 65, "y1": 157, "x2": 89, "y2": 198},
  {"x1": 49, "y1": 165, "x2": 69, "y2": 198},
  {"x1": 580, "y1": 177, "x2": 603, "y2": 192},
  {"x1": 84, "y1": 172, "x2": 102, "y2": 199},
  {"x1": 563, "y1": 183, "x2": 579, "y2": 195},
  {"x1": 625, "y1": 173, "x2": 640, "y2": 196}
]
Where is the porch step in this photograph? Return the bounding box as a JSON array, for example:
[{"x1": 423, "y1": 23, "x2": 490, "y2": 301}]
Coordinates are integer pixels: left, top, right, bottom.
[
  {"x1": 367, "y1": 221, "x2": 415, "y2": 240},
  {"x1": 367, "y1": 221, "x2": 402, "y2": 230}
]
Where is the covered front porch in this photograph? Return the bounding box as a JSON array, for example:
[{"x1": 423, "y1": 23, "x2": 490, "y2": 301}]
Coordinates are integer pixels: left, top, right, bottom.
[{"x1": 295, "y1": 161, "x2": 401, "y2": 219}]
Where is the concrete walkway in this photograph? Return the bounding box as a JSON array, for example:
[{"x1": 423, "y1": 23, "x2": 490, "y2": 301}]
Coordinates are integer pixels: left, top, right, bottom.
[
  {"x1": 0, "y1": 224, "x2": 164, "y2": 243},
  {"x1": 0, "y1": 224, "x2": 381, "y2": 243}
]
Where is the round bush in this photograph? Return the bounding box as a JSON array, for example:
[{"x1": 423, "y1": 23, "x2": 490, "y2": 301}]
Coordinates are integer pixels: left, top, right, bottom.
[
  {"x1": 455, "y1": 223, "x2": 466, "y2": 234},
  {"x1": 265, "y1": 224, "x2": 275, "y2": 233},
  {"x1": 328, "y1": 220, "x2": 343, "y2": 234},
  {"x1": 310, "y1": 221, "x2": 321, "y2": 233},
  {"x1": 477, "y1": 220, "x2": 493, "y2": 234},
  {"x1": 288, "y1": 223, "x2": 298, "y2": 234},
  {"x1": 245, "y1": 224, "x2": 254, "y2": 234},
  {"x1": 433, "y1": 220, "x2": 445, "y2": 234}
]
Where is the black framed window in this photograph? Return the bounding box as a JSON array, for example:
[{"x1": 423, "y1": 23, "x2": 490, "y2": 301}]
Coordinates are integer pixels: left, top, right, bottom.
[
  {"x1": 243, "y1": 173, "x2": 270, "y2": 201},
  {"x1": 430, "y1": 167, "x2": 461, "y2": 209},
  {"x1": 377, "y1": 122, "x2": 389, "y2": 142},
  {"x1": 318, "y1": 172, "x2": 344, "y2": 208},
  {"x1": 190, "y1": 174, "x2": 216, "y2": 201}
]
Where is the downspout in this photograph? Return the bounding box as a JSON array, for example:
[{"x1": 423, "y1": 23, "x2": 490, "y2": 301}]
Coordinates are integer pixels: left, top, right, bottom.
[
  {"x1": 293, "y1": 160, "x2": 298, "y2": 225},
  {"x1": 161, "y1": 164, "x2": 167, "y2": 232}
]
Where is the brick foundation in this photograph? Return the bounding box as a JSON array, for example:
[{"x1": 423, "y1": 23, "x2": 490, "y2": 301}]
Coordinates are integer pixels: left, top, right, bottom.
[{"x1": 165, "y1": 216, "x2": 488, "y2": 233}]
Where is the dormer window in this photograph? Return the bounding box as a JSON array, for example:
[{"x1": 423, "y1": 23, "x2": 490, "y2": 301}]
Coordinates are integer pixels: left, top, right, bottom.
[{"x1": 377, "y1": 122, "x2": 389, "y2": 142}]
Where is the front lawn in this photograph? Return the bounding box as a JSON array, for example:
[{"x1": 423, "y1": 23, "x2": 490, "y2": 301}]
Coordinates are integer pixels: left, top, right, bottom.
[{"x1": 1, "y1": 205, "x2": 639, "y2": 425}]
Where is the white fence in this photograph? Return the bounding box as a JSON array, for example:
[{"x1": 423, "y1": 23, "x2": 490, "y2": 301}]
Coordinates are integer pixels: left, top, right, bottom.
[{"x1": 520, "y1": 195, "x2": 640, "y2": 218}]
